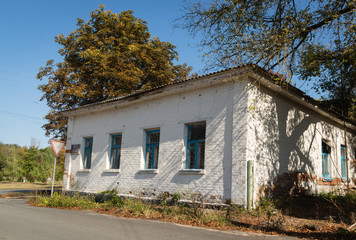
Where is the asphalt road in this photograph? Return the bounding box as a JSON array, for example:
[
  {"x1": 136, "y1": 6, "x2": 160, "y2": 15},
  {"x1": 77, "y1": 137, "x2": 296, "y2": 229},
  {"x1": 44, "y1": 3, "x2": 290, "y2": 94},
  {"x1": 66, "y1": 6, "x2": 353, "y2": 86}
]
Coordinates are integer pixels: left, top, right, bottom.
[{"x1": 0, "y1": 198, "x2": 299, "y2": 240}]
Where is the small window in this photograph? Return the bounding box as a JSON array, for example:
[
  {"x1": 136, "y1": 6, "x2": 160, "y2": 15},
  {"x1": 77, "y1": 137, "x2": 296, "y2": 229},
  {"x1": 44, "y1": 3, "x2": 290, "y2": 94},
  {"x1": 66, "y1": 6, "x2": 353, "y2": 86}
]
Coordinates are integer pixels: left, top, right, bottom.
[
  {"x1": 110, "y1": 134, "x2": 122, "y2": 169},
  {"x1": 322, "y1": 141, "x2": 331, "y2": 178},
  {"x1": 145, "y1": 130, "x2": 160, "y2": 169},
  {"x1": 186, "y1": 123, "x2": 206, "y2": 169},
  {"x1": 341, "y1": 145, "x2": 347, "y2": 179},
  {"x1": 83, "y1": 138, "x2": 93, "y2": 169}
]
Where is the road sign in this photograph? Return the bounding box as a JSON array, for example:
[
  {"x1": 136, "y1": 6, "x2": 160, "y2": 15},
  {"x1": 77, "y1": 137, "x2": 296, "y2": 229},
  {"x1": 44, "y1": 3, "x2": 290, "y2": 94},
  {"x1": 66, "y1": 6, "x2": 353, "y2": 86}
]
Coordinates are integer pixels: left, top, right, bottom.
[{"x1": 50, "y1": 140, "x2": 66, "y2": 157}]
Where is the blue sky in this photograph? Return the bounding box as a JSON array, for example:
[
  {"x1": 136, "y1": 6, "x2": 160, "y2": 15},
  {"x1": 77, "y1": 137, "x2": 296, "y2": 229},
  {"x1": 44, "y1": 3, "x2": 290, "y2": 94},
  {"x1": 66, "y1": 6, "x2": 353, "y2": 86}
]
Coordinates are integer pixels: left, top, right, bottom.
[
  {"x1": 0, "y1": 0, "x2": 315, "y2": 148},
  {"x1": 0, "y1": 0, "x2": 207, "y2": 148}
]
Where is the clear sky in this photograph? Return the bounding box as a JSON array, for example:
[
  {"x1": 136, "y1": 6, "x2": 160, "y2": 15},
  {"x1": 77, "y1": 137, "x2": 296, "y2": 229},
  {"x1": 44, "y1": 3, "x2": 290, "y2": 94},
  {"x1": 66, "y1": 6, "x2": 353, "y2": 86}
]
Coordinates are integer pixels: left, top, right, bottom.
[
  {"x1": 0, "y1": 0, "x2": 206, "y2": 148},
  {"x1": 0, "y1": 0, "x2": 315, "y2": 148}
]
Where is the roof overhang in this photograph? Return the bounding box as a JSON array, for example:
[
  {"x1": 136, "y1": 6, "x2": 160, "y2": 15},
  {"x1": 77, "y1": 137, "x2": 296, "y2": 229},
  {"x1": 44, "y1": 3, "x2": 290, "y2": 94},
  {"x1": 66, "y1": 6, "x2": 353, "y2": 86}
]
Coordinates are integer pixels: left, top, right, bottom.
[{"x1": 61, "y1": 65, "x2": 356, "y2": 132}]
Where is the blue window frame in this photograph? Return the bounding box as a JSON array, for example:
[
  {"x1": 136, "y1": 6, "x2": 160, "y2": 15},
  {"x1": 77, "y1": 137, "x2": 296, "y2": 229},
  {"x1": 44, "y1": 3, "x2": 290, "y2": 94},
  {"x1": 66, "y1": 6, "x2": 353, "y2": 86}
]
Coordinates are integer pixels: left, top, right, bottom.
[
  {"x1": 186, "y1": 123, "x2": 205, "y2": 169},
  {"x1": 110, "y1": 134, "x2": 122, "y2": 169},
  {"x1": 145, "y1": 130, "x2": 160, "y2": 169},
  {"x1": 341, "y1": 145, "x2": 347, "y2": 179},
  {"x1": 83, "y1": 138, "x2": 93, "y2": 169},
  {"x1": 322, "y1": 141, "x2": 331, "y2": 178}
]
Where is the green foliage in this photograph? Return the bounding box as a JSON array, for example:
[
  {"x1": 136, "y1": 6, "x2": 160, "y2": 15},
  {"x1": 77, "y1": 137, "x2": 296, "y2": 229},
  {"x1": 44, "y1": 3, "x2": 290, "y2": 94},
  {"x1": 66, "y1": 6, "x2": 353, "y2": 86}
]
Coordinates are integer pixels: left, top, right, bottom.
[
  {"x1": 319, "y1": 190, "x2": 356, "y2": 204},
  {"x1": 336, "y1": 227, "x2": 356, "y2": 238},
  {"x1": 99, "y1": 189, "x2": 123, "y2": 206},
  {"x1": 180, "y1": 0, "x2": 355, "y2": 117},
  {"x1": 180, "y1": 0, "x2": 355, "y2": 70},
  {"x1": 298, "y1": 41, "x2": 355, "y2": 119},
  {"x1": 257, "y1": 197, "x2": 278, "y2": 218},
  {"x1": 38, "y1": 5, "x2": 192, "y2": 139},
  {"x1": 121, "y1": 199, "x2": 153, "y2": 216},
  {"x1": 0, "y1": 143, "x2": 62, "y2": 183},
  {"x1": 34, "y1": 192, "x2": 97, "y2": 209}
]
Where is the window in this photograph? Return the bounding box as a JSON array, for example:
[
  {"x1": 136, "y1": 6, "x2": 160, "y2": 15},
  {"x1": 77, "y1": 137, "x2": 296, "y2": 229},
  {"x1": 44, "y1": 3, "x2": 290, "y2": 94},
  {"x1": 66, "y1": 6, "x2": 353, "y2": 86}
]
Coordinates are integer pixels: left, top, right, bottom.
[
  {"x1": 322, "y1": 141, "x2": 331, "y2": 178},
  {"x1": 186, "y1": 123, "x2": 205, "y2": 169},
  {"x1": 341, "y1": 145, "x2": 347, "y2": 179},
  {"x1": 110, "y1": 134, "x2": 122, "y2": 169},
  {"x1": 145, "y1": 130, "x2": 160, "y2": 169},
  {"x1": 83, "y1": 138, "x2": 93, "y2": 169}
]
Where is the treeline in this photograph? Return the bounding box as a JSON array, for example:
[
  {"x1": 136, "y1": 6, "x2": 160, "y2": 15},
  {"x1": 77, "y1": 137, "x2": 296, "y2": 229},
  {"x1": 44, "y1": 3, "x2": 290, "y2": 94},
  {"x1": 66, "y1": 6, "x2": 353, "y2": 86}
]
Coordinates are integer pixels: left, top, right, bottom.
[{"x1": 0, "y1": 142, "x2": 65, "y2": 182}]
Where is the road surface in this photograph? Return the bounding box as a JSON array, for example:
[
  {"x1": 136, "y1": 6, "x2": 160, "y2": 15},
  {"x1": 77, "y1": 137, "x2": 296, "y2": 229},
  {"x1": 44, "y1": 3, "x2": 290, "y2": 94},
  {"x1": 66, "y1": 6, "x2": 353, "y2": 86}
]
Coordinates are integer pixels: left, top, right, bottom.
[{"x1": 0, "y1": 198, "x2": 299, "y2": 240}]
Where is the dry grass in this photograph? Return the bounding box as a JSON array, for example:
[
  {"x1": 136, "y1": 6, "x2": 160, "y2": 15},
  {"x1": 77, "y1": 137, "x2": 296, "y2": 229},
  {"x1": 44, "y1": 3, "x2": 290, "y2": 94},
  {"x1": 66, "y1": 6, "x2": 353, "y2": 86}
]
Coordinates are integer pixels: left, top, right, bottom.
[
  {"x1": 27, "y1": 191, "x2": 356, "y2": 239},
  {"x1": 0, "y1": 181, "x2": 61, "y2": 190}
]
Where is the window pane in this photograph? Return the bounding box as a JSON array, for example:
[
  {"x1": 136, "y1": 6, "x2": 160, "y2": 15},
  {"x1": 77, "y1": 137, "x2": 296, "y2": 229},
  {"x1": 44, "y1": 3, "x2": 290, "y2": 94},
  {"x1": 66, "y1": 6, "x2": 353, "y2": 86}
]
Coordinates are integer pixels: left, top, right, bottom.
[
  {"x1": 188, "y1": 124, "x2": 206, "y2": 141},
  {"x1": 85, "y1": 150, "x2": 91, "y2": 169},
  {"x1": 111, "y1": 148, "x2": 117, "y2": 168},
  {"x1": 322, "y1": 142, "x2": 330, "y2": 154},
  {"x1": 86, "y1": 138, "x2": 93, "y2": 148},
  {"x1": 188, "y1": 148, "x2": 195, "y2": 168},
  {"x1": 113, "y1": 135, "x2": 122, "y2": 146},
  {"x1": 148, "y1": 132, "x2": 160, "y2": 144},
  {"x1": 116, "y1": 149, "x2": 121, "y2": 169},
  {"x1": 146, "y1": 147, "x2": 152, "y2": 169},
  {"x1": 154, "y1": 145, "x2": 159, "y2": 169},
  {"x1": 197, "y1": 141, "x2": 205, "y2": 169}
]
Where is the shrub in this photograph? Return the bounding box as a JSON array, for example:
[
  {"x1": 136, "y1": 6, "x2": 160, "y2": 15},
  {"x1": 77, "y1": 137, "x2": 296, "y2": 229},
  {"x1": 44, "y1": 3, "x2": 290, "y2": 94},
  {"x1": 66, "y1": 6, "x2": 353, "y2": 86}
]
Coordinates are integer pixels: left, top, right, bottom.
[{"x1": 33, "y1": 192, "x2": 97, "y2": 209}]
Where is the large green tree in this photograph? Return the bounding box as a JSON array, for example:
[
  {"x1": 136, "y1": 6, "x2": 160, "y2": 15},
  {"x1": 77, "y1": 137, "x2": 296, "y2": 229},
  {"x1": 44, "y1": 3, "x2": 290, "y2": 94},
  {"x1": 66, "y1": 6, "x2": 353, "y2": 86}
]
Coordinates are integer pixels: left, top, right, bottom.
[
  {"x1": 180, "y1": 0, "x2": 355, "y2": 117},
  {"x1": 38, "y1": 5, "x2": 192, "y2": 139}
]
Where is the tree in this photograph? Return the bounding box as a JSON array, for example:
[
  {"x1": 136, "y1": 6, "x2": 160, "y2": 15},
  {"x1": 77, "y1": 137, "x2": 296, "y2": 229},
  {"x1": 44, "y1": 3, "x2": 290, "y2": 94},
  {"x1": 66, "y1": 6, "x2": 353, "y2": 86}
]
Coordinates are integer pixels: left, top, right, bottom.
[
  {"x1": 180, "y1": 0, "x2": 355, "y2": 117},
  {"x1": 21, "y1": 147, "x2": 38, "y2": 182},
  {"x1": 298, "y1": 40, "x2": 355, "y2": 119},
  {"x1": 38, "y1": 5, "x2": 192, "y2": 139}
]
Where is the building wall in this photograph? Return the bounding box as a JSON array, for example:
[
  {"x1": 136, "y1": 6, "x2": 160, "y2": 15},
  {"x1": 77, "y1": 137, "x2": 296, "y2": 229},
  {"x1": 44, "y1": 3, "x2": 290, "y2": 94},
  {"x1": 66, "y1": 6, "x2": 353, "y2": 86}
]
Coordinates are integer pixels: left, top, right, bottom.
[
  {"x1": 247, "y1": 84, "x2": 355, "y2": 202},
  {"x1": 63, "y1": 78, "x2": 249, "y2": 205}
]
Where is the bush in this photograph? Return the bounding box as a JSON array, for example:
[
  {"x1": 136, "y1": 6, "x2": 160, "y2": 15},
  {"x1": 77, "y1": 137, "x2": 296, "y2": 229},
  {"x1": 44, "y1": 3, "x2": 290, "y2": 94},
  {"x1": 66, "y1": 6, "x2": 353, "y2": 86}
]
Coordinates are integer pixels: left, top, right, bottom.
[
  {"x1": 97, "y1": 189, "x2": 123, "y2": 207},
  {"x1": 33, "y1": 192, "x2": 97, "y2": 209}
]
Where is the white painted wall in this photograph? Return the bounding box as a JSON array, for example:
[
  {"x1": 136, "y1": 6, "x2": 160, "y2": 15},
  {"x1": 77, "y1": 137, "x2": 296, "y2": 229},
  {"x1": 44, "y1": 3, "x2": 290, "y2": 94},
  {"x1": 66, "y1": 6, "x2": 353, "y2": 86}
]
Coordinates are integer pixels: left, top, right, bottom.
[
  {"x1": 63, "y1": 76, "x2": 249, "y2": 205},
  {"x1": 247, "y1": 83, "x2": 355, "y2": 201},
  {"x1": 62, "y1": 68, "x2": 355, "y2": 207}
]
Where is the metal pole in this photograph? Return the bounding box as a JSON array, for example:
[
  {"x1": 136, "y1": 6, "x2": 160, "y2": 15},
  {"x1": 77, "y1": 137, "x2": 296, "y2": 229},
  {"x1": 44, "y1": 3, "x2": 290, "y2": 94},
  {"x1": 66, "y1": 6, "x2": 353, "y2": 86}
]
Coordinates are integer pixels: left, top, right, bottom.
[
  {"x1": 247, "y1": 160, "x2": 254, "y2": 210},
  {"x1": 51, "y1": 156, "x2": 57, "y2": 197}
]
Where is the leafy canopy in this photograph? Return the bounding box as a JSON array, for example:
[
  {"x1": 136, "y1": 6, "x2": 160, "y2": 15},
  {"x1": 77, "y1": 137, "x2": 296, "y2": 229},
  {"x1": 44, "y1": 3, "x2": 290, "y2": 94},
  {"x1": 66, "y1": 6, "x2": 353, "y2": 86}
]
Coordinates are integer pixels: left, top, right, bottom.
[
  {"x1": 180, "y1": 0, "x2": 355, "y2": 71},
  {"x1": 180, "y1": 0, "x2": 355, "y2": 118},
  {"x1": 38, "y1": 5, "x2": 192, "y2": 138}
]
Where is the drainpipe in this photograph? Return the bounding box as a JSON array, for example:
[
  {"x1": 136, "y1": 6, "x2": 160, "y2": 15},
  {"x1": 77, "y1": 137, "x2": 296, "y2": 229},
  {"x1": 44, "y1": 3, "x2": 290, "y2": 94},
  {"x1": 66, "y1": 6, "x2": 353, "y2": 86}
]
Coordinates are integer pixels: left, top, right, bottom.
[{"x1": 247, "y1": 160, "x2": 254, "y2": 209}]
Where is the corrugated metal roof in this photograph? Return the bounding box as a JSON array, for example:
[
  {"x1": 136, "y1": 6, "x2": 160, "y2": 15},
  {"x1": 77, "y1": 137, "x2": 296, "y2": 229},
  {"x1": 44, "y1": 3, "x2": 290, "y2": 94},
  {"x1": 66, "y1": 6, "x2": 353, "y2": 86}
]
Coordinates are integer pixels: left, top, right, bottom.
[
  {"x1": 60, "y1": 65, "x2": 355, "y2": 127},
  {"x1": 63, "y1": 65, "x2": 245, "y2": 111}
]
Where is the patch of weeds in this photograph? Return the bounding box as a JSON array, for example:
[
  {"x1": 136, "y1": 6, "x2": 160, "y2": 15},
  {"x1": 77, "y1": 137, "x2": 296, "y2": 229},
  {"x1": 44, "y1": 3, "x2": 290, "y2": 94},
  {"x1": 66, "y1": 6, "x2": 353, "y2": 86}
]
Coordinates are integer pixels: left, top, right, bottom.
[
  {"x1": 122, "y1": 199, "x2": 154, "y2": 217},
  {"x1": 171, "y1": 192, "x2": 181, "y2": 204},
  {"x1": 32, "y1": 192, "x2": 97, "y2": 210},
  {"x1": 336, "y1": 227, "x2": 356, "y2": 239},
  {"x1": 257, "y1": 197, "x2": 278, "y2": 218},
  {"x1": 98, "y1": 189, "x2": 123, "y2": 207},
  {"x1": 159, "y1": 192, "x2": 182, "y2": 206},
  {"x1": 159, "y1": 192, "x2": 169, "y2": 206}
]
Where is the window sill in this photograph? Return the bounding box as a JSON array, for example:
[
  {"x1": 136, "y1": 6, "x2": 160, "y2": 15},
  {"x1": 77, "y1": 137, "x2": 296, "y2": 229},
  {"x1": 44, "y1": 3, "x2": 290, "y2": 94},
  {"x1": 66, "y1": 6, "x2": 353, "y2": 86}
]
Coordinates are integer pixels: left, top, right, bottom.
[
  {"x1": 179, "y1": 169, "x2": 205, "y2": 175},
  {"x1": 77, "y1": 169, "x2": 91, "y2": 173},
  {"x1": 138, "y1": 169, "x2": 158, "y2": 174},
  {"x1": 322, "y1": 177, "x2": 334, "y2": 182},
  {"x1": 103, "y1": 169, "x2": 120, "y2": 173}
]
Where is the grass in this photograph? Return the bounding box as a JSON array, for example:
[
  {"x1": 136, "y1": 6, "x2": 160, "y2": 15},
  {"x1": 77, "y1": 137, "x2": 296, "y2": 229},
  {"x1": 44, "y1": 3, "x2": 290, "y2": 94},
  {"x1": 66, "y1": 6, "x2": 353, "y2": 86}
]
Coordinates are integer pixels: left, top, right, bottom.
[
  {"x1": 0, "y1": 181, "x2": 62, "y2": 190},
  {"x1": 27, "y1": 190, "x2": 356, "y2": 239}
]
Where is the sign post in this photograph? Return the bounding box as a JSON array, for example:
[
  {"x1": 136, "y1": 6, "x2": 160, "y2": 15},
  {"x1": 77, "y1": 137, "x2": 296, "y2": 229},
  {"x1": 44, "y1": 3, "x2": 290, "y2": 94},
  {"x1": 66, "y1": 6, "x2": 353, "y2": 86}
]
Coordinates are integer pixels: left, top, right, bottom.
[{"x1": 50, "y1": 140, "x2": 66, "y2": 197}]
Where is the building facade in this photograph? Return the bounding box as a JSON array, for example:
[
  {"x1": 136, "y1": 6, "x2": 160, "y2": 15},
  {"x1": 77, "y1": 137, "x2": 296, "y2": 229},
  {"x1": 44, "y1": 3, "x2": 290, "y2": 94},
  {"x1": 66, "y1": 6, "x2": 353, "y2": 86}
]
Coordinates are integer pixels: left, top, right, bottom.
[{"x1": 62, "y1": 66, "x2": 355, "y2": 206}]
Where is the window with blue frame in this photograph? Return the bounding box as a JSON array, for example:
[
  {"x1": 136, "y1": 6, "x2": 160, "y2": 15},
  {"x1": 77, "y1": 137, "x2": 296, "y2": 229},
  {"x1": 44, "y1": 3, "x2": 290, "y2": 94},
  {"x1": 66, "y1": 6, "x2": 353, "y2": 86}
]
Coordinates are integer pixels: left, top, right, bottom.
[
  {"x1": 145, "y1": 130, "x2": 160, "y2": 169},
  {"x1": 322, "y1": 141, "x2": 331, "y2": 178},
  {"x1": 186, "y1": 123, "x2": 206, "y2": 169},
  {"x1": 83, "y1": 137, "x2": 93, "y2": 169},
  {"x1": 110, "y1": 134, "x2": 122, "y2": 169},
  {"x1": 341, "y1": 145, "x2": 347, "y2": 179}
]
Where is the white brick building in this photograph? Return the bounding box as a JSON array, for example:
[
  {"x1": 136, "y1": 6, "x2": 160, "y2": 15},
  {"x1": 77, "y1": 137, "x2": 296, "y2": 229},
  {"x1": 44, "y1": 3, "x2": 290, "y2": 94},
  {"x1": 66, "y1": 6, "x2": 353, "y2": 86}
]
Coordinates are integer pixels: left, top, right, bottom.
[{"x1": 62, "y1": 66, "x2": 355, "y2": 206}]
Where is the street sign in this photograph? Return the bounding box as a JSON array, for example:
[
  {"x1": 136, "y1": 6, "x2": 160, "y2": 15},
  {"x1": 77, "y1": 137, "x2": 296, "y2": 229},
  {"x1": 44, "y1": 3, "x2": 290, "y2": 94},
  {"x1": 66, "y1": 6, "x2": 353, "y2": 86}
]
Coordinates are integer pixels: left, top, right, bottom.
[{"x1": 50, "y1": 140, "x2": 66, "y2": 157}]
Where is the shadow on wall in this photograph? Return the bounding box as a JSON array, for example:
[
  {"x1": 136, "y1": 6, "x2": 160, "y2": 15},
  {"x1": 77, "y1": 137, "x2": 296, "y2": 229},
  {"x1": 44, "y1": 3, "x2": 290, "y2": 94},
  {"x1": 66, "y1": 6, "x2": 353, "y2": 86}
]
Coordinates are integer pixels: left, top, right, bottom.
[{"x1": 252, "y1": 86, "x2": 319, "y2": 198}]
